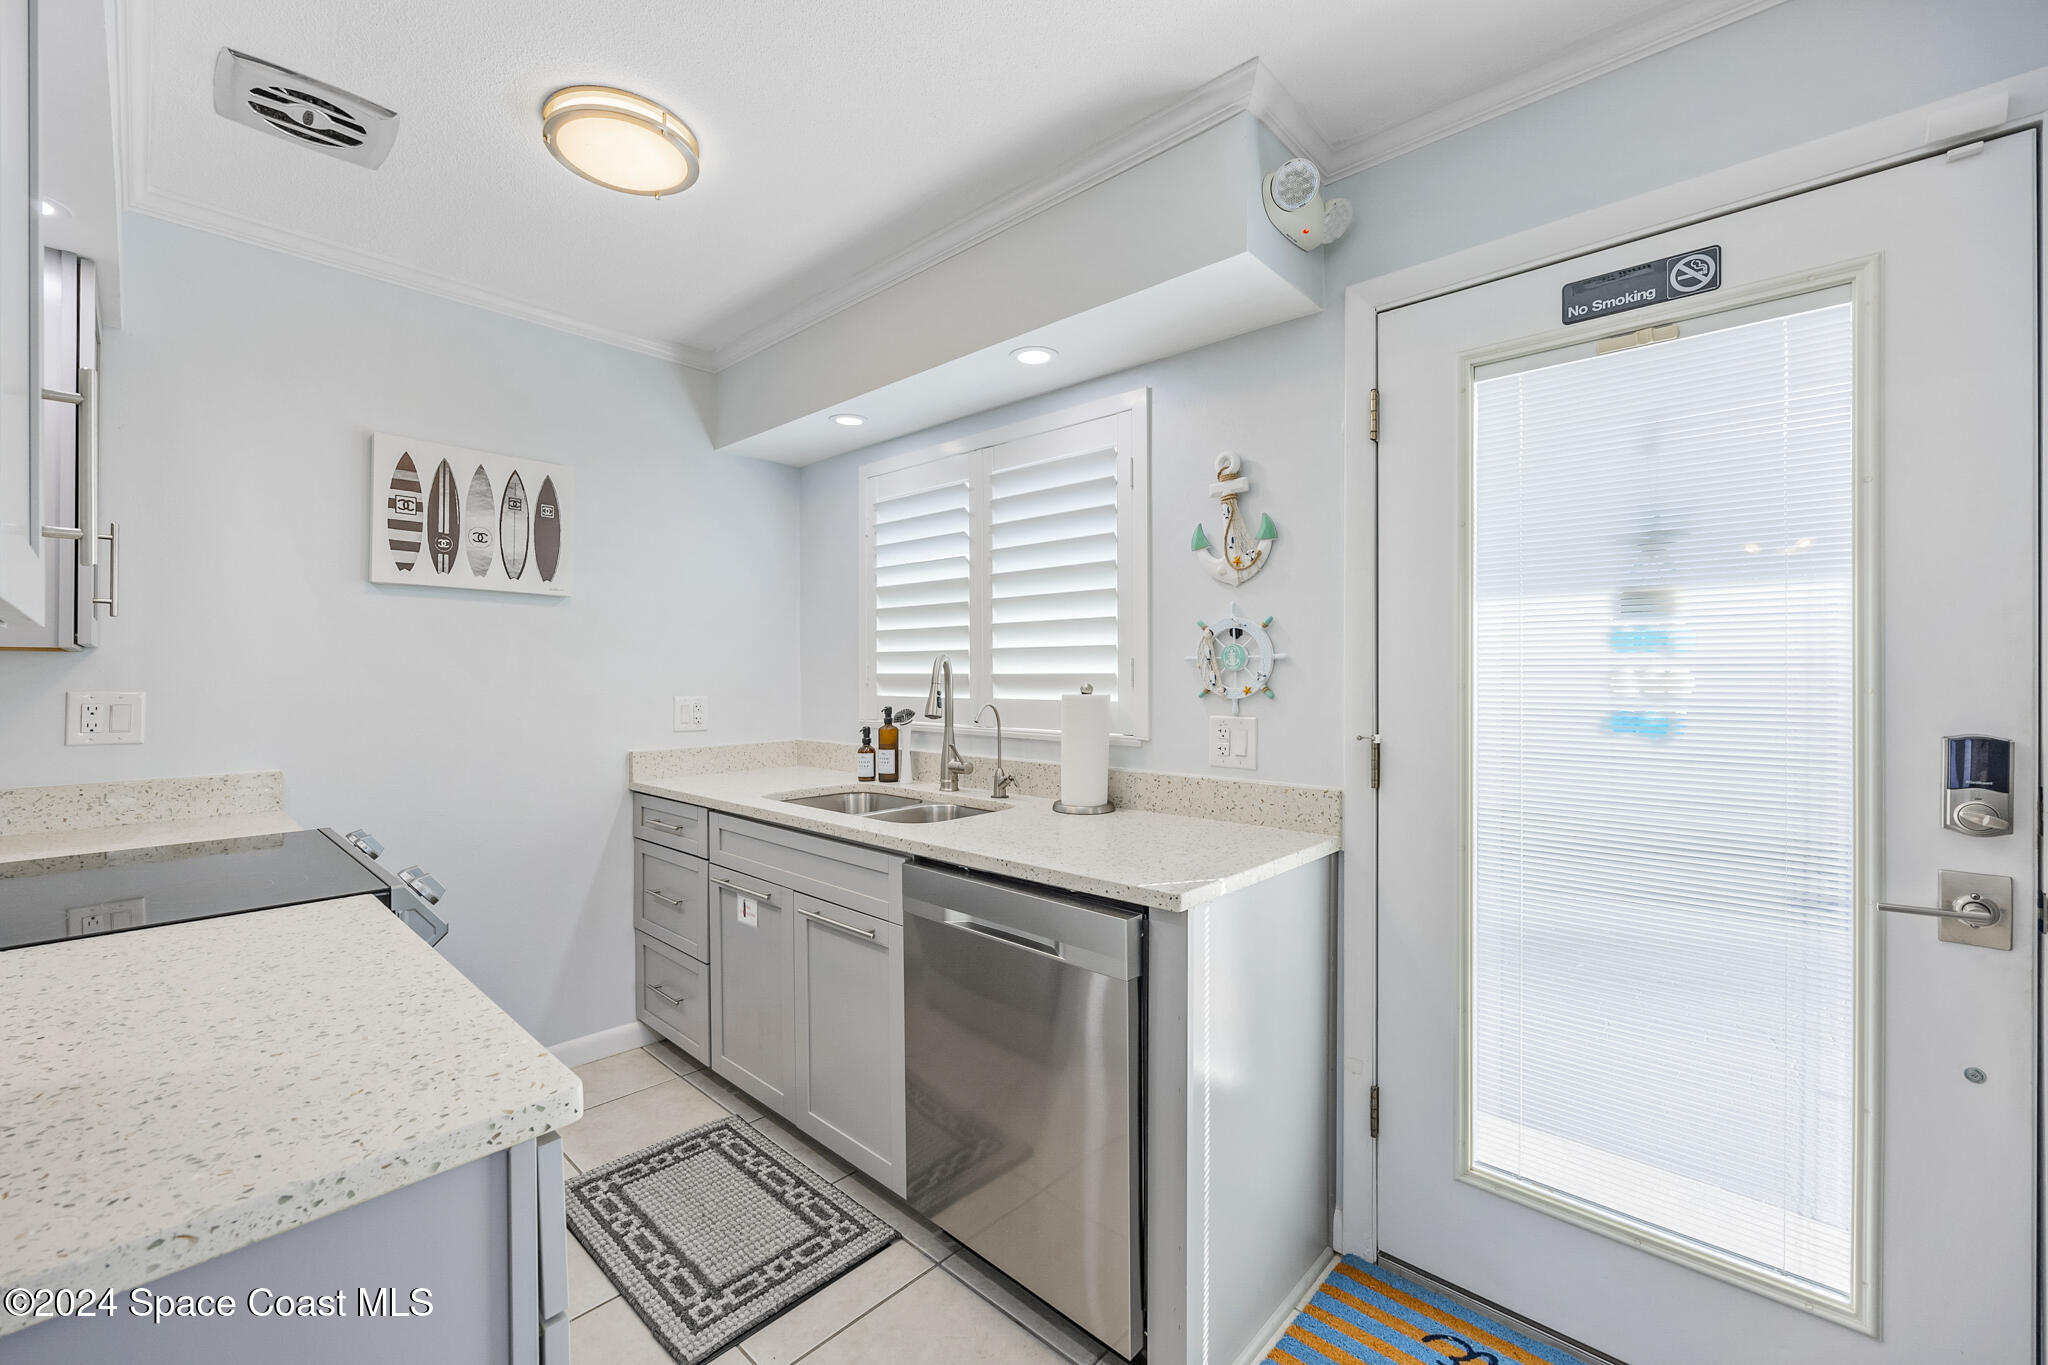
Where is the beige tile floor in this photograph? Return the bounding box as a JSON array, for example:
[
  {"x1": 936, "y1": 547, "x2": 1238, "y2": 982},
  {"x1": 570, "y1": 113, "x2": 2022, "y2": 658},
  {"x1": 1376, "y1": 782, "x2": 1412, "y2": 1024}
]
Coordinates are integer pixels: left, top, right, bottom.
[{"x1": 560, "y1": 1042, "x2": 1109, "y2": 1365}]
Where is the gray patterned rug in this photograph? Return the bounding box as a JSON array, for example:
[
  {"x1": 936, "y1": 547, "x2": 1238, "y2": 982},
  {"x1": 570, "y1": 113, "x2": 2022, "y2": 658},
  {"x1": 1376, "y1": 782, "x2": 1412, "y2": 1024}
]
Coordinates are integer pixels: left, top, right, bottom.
[{"x1": 566, "y1": 1117, "x2": 897, "y2": 1363}]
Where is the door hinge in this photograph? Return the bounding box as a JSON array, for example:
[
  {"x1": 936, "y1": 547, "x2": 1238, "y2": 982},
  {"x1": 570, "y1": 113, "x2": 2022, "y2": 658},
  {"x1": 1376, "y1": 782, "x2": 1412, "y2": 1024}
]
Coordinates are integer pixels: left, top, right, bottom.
[
  {"x1": 1369, "y1": 1085, "x2": 1381, "y2": 1140},
  {"x1": 1368, "y1": 388, "x2": 1379, "y2": 442},
  {"x1": 1369, "y1": 734, "x2": 1382, "y2": 789}
]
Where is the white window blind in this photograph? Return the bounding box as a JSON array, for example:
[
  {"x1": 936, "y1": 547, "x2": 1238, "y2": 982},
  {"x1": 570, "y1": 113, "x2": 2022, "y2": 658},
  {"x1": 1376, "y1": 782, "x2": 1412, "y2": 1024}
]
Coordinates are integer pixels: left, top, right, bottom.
[
  {"x1": 1468, "y1": 297, "x2": 1859, "y2": 1301},
  {"x1": 871, "y1": 455, "x2": 973, "y2": 705},
  {"x1": 860, "y1": 394, "x2": 1149, "y2": 738}
]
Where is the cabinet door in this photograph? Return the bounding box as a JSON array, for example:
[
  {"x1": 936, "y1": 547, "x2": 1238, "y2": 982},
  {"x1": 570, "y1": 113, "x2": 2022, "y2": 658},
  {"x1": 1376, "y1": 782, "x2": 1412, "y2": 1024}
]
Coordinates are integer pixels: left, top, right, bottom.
[
  {"x1": 709, "y1": 870, "x2": 795, "y2": 1112},
  {"x1": 0, "y1": 0, "x2": 45, "y2": 631},
  {"x1": 791, "y1": 893, "x2": 906, "y2": 1194}
]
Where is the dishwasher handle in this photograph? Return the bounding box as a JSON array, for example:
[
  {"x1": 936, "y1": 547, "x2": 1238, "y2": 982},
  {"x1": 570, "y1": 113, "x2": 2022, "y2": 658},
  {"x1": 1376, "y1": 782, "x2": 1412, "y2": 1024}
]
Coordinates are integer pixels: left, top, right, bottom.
[
  {"x1": 903, "y1": 863, "x2": 1141, "y2": 980},
  {"x1": 948, "y1": 912, "x2": 1064, "y2": 959}
]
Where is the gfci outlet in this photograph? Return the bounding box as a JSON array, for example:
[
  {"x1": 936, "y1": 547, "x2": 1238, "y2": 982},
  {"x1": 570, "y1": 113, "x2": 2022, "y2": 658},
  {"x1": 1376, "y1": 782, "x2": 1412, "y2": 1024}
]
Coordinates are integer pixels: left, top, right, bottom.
[
  {"x1": 673, "y1": 696, "x2": 708, "y2": 732},
  {"x1": 1208, "y1": 714, "x2": 1257, "y2": 770},
  {"x1": 67, "y1": 691, "x2": 146, "y2": 746}
]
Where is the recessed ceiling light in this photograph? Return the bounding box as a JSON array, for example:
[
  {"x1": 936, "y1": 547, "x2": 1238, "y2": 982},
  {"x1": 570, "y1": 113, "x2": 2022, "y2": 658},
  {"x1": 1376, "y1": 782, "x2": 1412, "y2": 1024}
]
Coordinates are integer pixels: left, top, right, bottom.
[
  {"x1": 1011, "y1": 345, "x2": 1057, "y2": 366},
  {"x1": 541, "y1": 86, "x2": 699, "y2": 198},
  {"x1": 831, "y1": 413, "x2": 866, "y2": 427},
  {"x1": 38, "y1": 199, "x2": 67, "y2": 218}
]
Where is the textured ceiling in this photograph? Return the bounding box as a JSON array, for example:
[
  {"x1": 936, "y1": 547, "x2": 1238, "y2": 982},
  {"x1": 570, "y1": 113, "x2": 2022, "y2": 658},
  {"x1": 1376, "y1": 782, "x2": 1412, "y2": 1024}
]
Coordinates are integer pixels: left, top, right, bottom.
[{"x1": 117, "y1": 0, "x2": 1782, "y2": 366}]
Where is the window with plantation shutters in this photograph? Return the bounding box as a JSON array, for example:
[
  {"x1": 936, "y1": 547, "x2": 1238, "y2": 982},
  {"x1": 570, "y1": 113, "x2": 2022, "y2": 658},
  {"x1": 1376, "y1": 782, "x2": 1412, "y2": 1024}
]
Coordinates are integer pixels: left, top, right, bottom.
[{"x1": 859, "y1": 392, "x2": 1150, "y2": 740}]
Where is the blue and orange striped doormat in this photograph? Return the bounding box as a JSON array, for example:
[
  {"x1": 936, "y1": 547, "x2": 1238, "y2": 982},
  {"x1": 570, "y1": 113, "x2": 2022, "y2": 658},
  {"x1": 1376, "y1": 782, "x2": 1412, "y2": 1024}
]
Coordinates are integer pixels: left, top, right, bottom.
[{"x1": 1266, "y1": 1256, "x2": 1597, "y2": 1365}]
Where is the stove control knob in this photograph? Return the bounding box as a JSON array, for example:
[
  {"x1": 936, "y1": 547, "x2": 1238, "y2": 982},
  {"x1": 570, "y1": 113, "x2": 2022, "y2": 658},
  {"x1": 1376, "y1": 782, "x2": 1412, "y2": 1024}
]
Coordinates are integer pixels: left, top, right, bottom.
[
  {"x1": 345, "y1": 829, "x2": 385, "y2": 860},
  {"x1": 397, "y1": 865, "x2": 445, "y2": 906}
]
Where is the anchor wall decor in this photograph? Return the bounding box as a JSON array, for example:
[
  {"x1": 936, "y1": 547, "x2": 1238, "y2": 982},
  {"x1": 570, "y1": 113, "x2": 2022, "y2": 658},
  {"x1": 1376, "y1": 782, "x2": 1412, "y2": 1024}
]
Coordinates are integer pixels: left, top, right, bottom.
[{"x1": 1190, "y1": 452, "x2": 1277, "y2": 586}]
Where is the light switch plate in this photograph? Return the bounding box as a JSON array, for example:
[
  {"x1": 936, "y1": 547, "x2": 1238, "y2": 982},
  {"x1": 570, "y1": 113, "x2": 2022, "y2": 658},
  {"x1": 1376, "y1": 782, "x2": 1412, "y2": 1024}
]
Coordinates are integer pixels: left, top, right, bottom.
[
  {"x1": 1208, "y1": 715, "x2": 1257, "y2": 769},
  {"x1": 673, "y1": 696, "x2": 708, "y2": 732},
  {"x1": 67, "y1": 691, "x2": 145, "y2": 746}
]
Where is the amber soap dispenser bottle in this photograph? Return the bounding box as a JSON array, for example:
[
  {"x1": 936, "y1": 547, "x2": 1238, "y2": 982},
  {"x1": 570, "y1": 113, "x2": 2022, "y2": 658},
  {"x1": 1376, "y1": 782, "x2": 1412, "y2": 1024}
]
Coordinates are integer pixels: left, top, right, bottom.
[
  {"x1": 857, "y1": 726, "x2": 876, "y2": 781},
  {"x1": 877, "y1": 708, "x2": 900, "y2": 782}
]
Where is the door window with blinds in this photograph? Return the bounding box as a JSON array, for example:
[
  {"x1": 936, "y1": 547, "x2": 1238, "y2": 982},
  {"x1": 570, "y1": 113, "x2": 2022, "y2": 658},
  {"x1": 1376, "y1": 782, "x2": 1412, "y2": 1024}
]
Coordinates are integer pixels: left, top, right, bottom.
[
  {"x1": 859, "y1": 392, "x2": 1150, "y2": 737},
  {"x1": 1465, "y1": 292, "x2": 1862, "y2": 1305}
]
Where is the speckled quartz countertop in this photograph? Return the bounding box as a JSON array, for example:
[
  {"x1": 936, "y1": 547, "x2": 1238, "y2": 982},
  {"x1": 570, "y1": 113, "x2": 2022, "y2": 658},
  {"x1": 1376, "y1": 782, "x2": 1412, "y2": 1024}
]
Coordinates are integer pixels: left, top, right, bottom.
[
  {"x1": 632, "y1": 766, "x2": 1339, "y2": 912},
  {"x1": 0, "y1": 897, "x2": 582, "y2": 1333}
]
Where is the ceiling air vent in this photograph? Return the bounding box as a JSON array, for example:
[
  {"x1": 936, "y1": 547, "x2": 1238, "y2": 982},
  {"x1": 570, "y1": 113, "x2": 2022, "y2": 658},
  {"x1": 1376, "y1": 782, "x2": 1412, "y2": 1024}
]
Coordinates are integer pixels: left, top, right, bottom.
[{"x1": 211, "y1": 48, "x2": 398, "y2": 169}]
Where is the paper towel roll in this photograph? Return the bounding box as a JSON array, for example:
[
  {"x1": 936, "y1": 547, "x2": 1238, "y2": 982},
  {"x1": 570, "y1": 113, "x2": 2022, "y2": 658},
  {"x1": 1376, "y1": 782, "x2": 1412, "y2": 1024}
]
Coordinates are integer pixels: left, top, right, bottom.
[{"x1": 1059, "y1": 689, "x2": 1111, "y2": 810}]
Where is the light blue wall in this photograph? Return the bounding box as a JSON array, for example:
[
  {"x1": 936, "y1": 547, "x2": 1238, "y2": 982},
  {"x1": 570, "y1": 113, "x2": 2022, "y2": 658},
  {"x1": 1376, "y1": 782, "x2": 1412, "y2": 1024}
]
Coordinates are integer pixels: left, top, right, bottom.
[
  {"x1": 1326, "y1": 0, "x2": 2048, "y2": 286},
  {"x1": 800, "y1": 0, "x2": 2048, "y2": 787},
  {"x1": 0, "y1": 215, "x2": 804, "y2": 1048}
]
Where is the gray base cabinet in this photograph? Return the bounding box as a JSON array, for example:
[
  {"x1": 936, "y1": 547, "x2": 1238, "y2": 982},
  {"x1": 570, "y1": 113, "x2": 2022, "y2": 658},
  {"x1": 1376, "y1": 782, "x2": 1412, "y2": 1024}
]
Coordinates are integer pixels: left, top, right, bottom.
[
  {"x1": 0, "y1": 1136, "x2": 568, "y2": 1365},
  {"x1": 791, "y1": 893, "x2": 905, "y2": 1192},
  {"x1": 709, "y1": 869, "x2": 796, "y2": 1111}
]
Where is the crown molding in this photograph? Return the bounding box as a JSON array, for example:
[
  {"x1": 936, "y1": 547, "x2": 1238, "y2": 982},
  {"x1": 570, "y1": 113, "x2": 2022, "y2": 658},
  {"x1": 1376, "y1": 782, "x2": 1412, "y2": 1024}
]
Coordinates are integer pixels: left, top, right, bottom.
[
  {"x1": 126, "y1": 183, "x2": 720, "y2": 369},
  {"x1": 1245, "y1": 58, "x2": 1336, "y2": 168},
  {"x1": 1319, "y1": 0, "x2": 1790, "y2": 182},
  {"x1": 705, "y1": 57, "x2": 1295, "y2": 369}
]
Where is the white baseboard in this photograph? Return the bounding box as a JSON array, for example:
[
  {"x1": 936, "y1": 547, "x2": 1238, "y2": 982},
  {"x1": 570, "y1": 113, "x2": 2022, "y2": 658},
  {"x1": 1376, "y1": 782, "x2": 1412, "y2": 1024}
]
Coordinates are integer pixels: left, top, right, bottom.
[
  {"x1": 1235, "y1": 1247, "x2": 1338, "y2": 1365},
  {"x1": 548, "y1": 1022, "x2": 658, "y2": 1069}
]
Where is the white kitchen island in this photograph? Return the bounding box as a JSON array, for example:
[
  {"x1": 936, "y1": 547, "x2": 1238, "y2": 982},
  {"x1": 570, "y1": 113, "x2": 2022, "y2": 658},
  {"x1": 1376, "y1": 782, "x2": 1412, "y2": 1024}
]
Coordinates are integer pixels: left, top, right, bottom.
[{"x1": 0, "y1": 896, "x2": 582, "y2": 1363}]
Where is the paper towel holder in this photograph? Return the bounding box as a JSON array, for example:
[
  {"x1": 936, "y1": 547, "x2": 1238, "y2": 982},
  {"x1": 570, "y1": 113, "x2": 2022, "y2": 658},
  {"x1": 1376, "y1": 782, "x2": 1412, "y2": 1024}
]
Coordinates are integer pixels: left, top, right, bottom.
[{"x1": 1053, "y1": 683, "x2": 1118, "y2": 815}]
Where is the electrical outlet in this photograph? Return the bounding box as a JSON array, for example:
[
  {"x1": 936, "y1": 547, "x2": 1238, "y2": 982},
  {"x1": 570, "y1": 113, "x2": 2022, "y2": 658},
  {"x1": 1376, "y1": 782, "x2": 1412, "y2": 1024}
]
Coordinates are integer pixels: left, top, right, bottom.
[
  {"x1": 1208, "y1": 714, "x2": 1257, "y2": 770},
  {"x1": 67, "y1": 691, "x2": 145, "y2": 746},
  {"x1": 673, "y1": 696, "x2": 708, "y2": 732}
]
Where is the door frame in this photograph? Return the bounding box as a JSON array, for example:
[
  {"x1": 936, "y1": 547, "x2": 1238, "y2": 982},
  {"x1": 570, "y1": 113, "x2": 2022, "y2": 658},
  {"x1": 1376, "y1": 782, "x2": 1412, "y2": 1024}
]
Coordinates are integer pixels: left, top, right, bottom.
[{"x1": 1335, "y1": 66, "x2": 2048, "y2": 1323}]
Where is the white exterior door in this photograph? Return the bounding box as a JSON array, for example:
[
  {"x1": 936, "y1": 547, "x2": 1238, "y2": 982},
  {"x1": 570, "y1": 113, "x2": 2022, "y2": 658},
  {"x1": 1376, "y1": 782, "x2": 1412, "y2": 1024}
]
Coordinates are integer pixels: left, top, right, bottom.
[{"x1": 1374, "y1": 131, "x2": 2038, "y2": 1364}]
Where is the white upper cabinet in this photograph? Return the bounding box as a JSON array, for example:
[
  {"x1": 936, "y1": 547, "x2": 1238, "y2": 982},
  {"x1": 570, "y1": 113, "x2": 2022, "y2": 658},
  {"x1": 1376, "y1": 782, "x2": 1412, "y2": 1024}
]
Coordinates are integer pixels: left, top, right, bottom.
[
  {"x1": 0, "y1": 0, "x2": 119, "y2": 647},
  {"x1": 0, "y1": 0, "x2": 43, "y2": 632}
]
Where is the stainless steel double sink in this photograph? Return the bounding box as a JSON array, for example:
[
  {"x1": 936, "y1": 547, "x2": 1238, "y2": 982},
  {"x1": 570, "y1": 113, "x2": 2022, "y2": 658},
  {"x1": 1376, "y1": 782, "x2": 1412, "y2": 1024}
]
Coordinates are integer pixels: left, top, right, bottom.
[{"x1": 779, "y1": 790, "x2": 998, "y2": 823}]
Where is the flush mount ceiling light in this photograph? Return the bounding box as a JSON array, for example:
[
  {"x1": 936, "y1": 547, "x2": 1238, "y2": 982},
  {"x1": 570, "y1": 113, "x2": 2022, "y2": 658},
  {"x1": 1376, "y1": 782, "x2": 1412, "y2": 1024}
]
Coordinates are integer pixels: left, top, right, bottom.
[
  {"x1": 831, "y1": 413, "x2": 866, "y2": 427},
  {"x1": 542, "y1": 86, "x2": 699, "y2": 197},
  {"x1": 1011, "y1": 345, "x2": 1057, "y2": 366}
]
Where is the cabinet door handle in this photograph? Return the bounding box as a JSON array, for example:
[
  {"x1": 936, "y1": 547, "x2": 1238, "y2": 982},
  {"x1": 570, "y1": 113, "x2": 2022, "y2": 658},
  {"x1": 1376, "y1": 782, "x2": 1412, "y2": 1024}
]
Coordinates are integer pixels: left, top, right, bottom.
[
  {"x1": 648, "y1": 983, "x2": 690, "y2": 1008},
  {"x1": 642, "y1": 817, "x2": 690, "y2": 834},
  {"x1": 645, "y1": 889, "x2": 684, "y2": 907},
  {"x1": 799, "y1": 906, "x2": 878, "y2": 940},
  {"x1": 92, "y1": 523, "x2": 118, "y2": 617},
  {"x1": 710, "y1": 875, "x2": 775, "y2": 902}
]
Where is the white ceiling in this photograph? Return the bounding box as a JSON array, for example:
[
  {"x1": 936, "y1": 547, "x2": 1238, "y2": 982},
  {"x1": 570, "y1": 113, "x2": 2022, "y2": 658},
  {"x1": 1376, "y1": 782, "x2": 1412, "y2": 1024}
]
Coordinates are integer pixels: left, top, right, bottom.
[{"x1": 116, "y1": 0, "x2": 1783, "y2": 369}]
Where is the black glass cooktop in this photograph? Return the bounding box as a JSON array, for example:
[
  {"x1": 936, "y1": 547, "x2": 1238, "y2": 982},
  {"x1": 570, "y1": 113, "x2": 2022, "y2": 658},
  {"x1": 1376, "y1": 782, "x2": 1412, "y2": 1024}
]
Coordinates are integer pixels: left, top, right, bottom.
[{"x1": 0, "y1": 830, "x2": 388, "y2": 952}]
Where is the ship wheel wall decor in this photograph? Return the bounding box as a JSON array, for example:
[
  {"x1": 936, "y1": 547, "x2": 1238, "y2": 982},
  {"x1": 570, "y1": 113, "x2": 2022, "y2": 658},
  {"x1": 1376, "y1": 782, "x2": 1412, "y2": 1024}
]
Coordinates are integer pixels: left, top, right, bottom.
[
  {"x1": 1190, "y1": 452, "x2": 1277, "y2": 586},
  {"x1": 1188, "y1": 603, "x2": 1286, "y2": 714}
]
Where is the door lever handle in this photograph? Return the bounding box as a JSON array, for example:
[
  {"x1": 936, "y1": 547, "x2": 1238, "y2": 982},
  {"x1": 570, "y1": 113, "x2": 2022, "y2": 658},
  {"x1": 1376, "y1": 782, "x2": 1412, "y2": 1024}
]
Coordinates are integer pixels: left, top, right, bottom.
[{"x1": 1878, "y1": 893, "x2": 2002, "y2": 927}]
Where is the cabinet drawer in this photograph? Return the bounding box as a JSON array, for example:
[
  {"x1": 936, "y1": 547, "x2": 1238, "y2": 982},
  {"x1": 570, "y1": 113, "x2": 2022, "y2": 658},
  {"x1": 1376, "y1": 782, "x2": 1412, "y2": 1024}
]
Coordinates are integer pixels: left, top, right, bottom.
[
  {"x1": 636, "y1": 842, "x2": 710, "y2": 961},
  {"x1": 637, "y1": 933, "x2": 710, "y2": 1063},
  {"x1": 709, "y1": 814, "x2": 904, "y2": 923},
  {"x1": 634, "y1": 793, "x2": 709, "y2": 857}
]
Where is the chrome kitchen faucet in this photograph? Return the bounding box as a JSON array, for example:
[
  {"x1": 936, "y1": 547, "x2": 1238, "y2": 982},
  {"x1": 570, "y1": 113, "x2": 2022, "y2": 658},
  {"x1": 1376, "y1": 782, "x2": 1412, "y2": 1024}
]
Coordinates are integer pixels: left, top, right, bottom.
[{"x1": 925, "y1": 655, "x2": 975, "y2": 793}]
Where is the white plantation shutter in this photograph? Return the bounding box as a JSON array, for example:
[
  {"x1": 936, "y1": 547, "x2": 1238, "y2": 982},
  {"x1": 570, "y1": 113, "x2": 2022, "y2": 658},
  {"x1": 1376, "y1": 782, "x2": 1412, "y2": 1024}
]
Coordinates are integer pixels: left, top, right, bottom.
[
  {"x1": 860, "y1": 395, "x2": 1148, "y2": 739},
  {"x1": 869, "y1": 454, "x2": 972, "y2": 714},
  {"x1": 988, "y1": 419, "x2": 1127, "y2": 729},
  {"x1": 1467, "y1": 295, "x2": 1859, "y2": 1298}
]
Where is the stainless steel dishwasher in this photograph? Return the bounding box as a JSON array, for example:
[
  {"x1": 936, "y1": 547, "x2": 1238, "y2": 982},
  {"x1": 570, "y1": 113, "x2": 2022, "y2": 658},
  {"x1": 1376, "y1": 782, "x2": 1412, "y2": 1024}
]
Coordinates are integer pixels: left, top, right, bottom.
[{"x1": 902, "y1": 863, "x2": 1144, "y2": 1359}]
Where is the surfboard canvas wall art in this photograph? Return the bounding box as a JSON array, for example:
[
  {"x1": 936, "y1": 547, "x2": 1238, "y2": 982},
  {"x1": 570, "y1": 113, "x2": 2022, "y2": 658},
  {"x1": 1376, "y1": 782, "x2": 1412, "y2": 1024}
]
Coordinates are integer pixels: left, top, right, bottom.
[
  {"x1": 500, "y1": 471, "x2": 529, "y2": 580},
  {"x1": 369, "y1": 433, "x2": 571, "y2": 597},
  {"x1": 386, "y1": 453, "x2": 423, "y2": 573}
]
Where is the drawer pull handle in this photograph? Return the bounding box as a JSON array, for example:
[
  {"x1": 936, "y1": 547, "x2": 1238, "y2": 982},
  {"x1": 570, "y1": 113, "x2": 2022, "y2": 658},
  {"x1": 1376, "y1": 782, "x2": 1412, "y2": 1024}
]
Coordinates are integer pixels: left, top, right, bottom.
[
  {"x1": 645, "y1": 889, "x2": 685, "y2": 907},
  {"x1": 799, "y1": 907, "x2": 878, "y2": 941},
  {"x1": 711, "y1": 876, "x2": 775, "y2": 901},
  {"x1": 648, "y1": 983, "x2": 690, "y2": 1008},
  {"x1": 642, "y1": 817, "x2": 690, "y2": 834}
]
